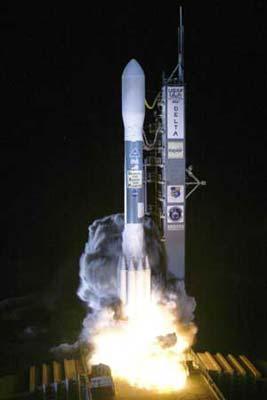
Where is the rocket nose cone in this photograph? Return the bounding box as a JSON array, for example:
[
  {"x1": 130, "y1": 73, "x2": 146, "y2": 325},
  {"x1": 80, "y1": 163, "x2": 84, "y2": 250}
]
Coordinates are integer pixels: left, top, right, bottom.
[{"x1": 122, "y1": 59, "x2": 144, "y2": 78}]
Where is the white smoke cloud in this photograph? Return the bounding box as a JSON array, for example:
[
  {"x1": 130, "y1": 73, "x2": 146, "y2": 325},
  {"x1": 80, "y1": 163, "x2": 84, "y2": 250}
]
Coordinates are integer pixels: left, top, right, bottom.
[
  {"x1": 51, "y1": 213, "x2": 196, "y2": 359},
  {"x1": 77, "y1": 214, "x2": 196, "y2": 339}
]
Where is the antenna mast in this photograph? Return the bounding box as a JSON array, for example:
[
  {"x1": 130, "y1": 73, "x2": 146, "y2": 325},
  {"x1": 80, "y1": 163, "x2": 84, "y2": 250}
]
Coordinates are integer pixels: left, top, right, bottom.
[{"x1": 178, "y1": 6, "x2": 184, "y2": 84}]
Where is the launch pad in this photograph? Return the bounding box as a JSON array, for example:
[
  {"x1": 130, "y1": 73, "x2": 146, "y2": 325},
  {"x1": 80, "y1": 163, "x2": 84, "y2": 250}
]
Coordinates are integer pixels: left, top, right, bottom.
[{"x1": 1, "y1": 351, "x2": 266, "y2": 399}]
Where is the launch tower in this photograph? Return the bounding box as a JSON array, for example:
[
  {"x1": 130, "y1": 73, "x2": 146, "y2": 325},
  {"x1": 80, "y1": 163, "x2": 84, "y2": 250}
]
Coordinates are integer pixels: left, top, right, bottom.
[{"x1": 144, "y1": 7, "x2": 205, "y2": 282}]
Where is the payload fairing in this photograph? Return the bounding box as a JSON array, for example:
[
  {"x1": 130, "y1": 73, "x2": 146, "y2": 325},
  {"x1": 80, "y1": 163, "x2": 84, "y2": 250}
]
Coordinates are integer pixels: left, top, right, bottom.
[{"x1": 118, "y1": 59, "x2": 151, "y2": 314}]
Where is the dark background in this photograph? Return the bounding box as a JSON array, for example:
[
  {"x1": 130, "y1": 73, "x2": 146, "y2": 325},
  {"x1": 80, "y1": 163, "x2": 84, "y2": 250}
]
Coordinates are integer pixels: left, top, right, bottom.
[{"x1": 0, "y1": 1, "x2": 266, "y2": 371}]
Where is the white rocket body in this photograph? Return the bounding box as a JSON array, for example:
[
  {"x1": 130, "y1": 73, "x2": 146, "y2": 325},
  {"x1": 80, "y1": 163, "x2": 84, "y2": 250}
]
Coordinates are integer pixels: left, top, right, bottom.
[
  {"x1": 118, "y1": 59, "x2": 151, "y2": 315},
  {"x1": 122, "y1": 59, "x2": 145, "y2": 142}
]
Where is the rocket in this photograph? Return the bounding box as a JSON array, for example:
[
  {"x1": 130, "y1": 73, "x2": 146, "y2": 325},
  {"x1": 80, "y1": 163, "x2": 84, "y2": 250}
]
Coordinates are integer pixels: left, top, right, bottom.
[{"x1": 118, "y1": 59, "x2": 151, "y2": 315}]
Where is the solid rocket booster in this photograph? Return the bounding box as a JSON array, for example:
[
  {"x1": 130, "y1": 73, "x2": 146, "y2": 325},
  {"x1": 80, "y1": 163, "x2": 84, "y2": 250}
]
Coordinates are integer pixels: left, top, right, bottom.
[{"x1": 119, "y1": 59, "x2": 151, "y2": 313}]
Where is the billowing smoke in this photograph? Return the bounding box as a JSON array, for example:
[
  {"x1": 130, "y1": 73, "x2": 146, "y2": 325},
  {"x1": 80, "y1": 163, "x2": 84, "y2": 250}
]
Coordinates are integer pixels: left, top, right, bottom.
[
  {"x1": 50, "y1": 211, "x2": 197, "y2": 393},
  {"x1": 77, "y1": 214, "x2": 196, "y2": 341}
]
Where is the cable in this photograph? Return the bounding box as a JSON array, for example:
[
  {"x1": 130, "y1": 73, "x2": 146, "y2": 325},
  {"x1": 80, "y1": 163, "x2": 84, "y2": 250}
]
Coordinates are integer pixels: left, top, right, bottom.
[
  {"x1": 145, "y1": 94, "x2": 160, "y2": 110},
  {"x1": 144, "y1": 64, "x2": 179, "y2": 150},
  {"x1": 143, "y1": 126, "x2": 161, "y2": 151},
  {"x1": 145, "y1": 64, "x2": 179, "y2": 110}
]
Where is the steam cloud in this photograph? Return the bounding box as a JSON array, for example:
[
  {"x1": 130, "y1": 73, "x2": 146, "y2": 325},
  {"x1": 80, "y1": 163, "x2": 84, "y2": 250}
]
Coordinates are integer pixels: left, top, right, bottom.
[
  {"x1": 77, "y1": 214, "x2": 196, "y2": 342},
  {"x1": 51, "y1": 213, "x2": 196, "y2": 359}
]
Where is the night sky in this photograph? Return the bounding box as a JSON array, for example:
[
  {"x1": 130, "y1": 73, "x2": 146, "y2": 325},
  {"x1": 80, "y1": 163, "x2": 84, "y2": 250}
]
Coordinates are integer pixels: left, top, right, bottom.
[{"x1": 1, "y1": 1, "x2": 267, "y2": 369}]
